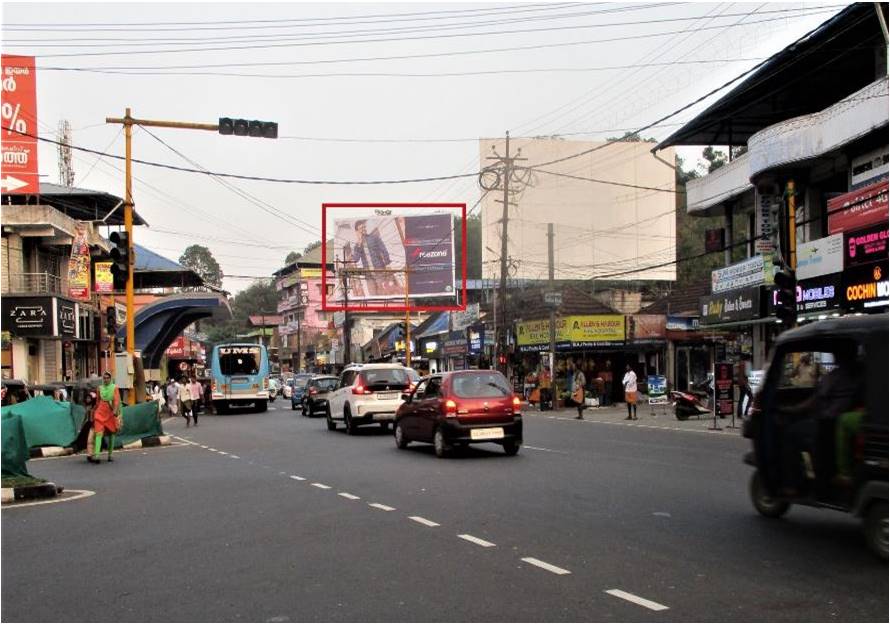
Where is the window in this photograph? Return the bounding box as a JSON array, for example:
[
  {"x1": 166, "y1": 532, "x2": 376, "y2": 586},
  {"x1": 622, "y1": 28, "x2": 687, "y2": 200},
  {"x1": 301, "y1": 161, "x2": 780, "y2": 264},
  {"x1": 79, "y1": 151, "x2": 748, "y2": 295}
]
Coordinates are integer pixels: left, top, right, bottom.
[
  {"x1": 219, "y1": 348, "x2": 261, "y2": 376},
  {"x1": 340, "y1": 370, "x2": 356, "y2": 388},
  {"x1": 452, "y1": 372, "x2": 511, "y2": 398},
  {"x1": 424, "y1": 377, "x2": 443, "y2": 399},
  {"x1": 777, "y1": 351, "x2": 833, "y2": 389},
  {"x1": 412, "y1": 379, "x2": 428, "y2": 399},
  {"x1": 361, "y1": 368, "x2": 409, "y2": 385}
]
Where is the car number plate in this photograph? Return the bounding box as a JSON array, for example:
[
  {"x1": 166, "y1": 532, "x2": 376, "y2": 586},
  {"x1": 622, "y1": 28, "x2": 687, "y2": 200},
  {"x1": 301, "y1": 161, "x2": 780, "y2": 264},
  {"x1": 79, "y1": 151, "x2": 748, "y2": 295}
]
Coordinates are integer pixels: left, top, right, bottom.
[
  {"x1": 376, "y1": 392, "x2": 398, "y2": 400},
  {"x1": 470, "y1": 427, "x2": 504, "y2": 440}
]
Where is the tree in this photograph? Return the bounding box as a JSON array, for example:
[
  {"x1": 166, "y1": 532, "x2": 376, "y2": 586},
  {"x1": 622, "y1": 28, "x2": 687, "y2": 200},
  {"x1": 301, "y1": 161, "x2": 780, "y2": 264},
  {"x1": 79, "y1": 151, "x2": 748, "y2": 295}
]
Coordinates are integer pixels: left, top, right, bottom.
[
  {"x1": 303, "y1": 240, "x2": 322, "y2": 255},
  {"x1": 179, "y1": 245, "x2": 223, "y2": 288},
  {"x1": 701, "y1": 146, "x2": 728, "y2": 174},
  {"x1": 230, "y1": 279, "x2": 279, "y2": 323},
  {"x1": 606, "y1": 131, "x2": 658, "y2": 143},
  {"x1": 285, "y1": 251, "x2": 302, "y2": 265}
]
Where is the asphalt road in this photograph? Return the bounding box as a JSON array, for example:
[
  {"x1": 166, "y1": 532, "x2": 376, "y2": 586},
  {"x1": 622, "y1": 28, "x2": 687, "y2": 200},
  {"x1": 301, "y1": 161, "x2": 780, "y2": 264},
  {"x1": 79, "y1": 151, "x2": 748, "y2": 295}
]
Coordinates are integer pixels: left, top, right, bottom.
[{"x1": 2, "y1": 402, "x2": 886, "y2": 622}]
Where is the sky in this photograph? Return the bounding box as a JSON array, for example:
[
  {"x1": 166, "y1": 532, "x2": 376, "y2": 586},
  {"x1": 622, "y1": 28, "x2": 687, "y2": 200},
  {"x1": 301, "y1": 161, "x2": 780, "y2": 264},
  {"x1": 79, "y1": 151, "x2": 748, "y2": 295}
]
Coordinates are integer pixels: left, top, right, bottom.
[{"x1": 1, "y1": 0, "x2": 850, "y2": 294}]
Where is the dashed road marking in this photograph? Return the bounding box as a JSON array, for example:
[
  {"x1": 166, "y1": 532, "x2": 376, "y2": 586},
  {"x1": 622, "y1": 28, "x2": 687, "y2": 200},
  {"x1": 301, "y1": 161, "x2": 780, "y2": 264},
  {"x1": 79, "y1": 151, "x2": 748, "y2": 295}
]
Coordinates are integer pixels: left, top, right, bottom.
[
  {"x1": 605, "y1": 589, "x2": 669, "y2": 611},
  {"x1": 208, "y1": 448, "x2": 218, "y2": 452},
  {"x1": 231, "y1": 455, "x2": 240, "y2": 459},
  {"x1": 311, "y1": 483, "x2": 332, "y2": 490},
  {"x1": 521, "y1": 557, "x2": 571, "y2": 575},
  {"x1": 458, "y1": 534, "x2": 496, "y2": 547},
  {"x1": 369, "y1": 503, "x2": 395, "y2": 511},
  {"x1": 524, "y1": 445, "x2": 567, "y2": 454},
  {"x1": 653, "y1": 511, "x2": 671, "y2": 517},
  {"x1": 338, "y1": 492, "x2": 360, "y2": 500},
  {"x1": 409, "y1": 516, "x2": 440, "y2": 527},
  {"x1": 217, "y1": 451, "x2": 228, "y2": 455},
  {"x1": 289, "y1": 475, "x2": 306, "y2": 481},
  {"x1": 200, "y1": 445, "x2": 208, "y2": 449}
]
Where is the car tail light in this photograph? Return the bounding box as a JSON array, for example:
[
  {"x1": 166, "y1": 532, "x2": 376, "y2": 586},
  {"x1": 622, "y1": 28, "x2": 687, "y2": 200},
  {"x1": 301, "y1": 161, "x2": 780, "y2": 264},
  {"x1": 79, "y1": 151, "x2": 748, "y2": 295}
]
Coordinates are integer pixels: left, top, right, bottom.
[
  {"x1": 407, "y1": 383, "x2": 415, "y2": 393},
  {"x1": 512, "y1": 395, "x2": 521, "y2": 411},
  {"x1": 309, "y1": 388, "x2": 318, "y2": 396},
  {"x1": 212, "y1": 381, "x2": 217, "y2": 392},
  {"x1": 445, "y1": 399, "x2": 458, "y2": 415},
  {"x1": 352, "y1": 376, "x2": 372, "y2": 395}
]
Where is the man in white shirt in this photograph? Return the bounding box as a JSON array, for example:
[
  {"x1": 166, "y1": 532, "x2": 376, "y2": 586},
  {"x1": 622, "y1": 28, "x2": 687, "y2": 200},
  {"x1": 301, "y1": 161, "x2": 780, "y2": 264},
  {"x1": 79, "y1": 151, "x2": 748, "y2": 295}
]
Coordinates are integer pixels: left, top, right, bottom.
[{"x1": 622, "y1": 364, "x2": 638, "y2": 420}]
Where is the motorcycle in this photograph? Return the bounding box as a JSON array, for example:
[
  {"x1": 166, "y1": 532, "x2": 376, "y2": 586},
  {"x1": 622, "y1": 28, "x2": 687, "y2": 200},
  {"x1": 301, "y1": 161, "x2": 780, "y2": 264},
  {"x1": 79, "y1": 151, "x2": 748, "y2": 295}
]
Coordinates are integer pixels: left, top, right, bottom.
[{"x1": 670, "y1": 374, "x2": 713, "y2": 421}]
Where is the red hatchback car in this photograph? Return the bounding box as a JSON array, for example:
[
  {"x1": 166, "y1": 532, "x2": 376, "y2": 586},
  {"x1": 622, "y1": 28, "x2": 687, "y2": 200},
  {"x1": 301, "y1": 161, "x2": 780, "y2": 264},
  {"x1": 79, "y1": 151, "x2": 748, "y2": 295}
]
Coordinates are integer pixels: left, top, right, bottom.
[{"x1": 394, "y1": 370, "x2": 523, "y2": 458}]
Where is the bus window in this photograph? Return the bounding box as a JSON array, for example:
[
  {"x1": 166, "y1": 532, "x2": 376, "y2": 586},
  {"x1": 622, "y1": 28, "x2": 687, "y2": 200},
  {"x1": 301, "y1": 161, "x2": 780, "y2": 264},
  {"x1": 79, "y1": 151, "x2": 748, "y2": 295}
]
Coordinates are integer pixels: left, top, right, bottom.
[{"x1": 219, "y1": 348, "x2": 261, "y2": 376}]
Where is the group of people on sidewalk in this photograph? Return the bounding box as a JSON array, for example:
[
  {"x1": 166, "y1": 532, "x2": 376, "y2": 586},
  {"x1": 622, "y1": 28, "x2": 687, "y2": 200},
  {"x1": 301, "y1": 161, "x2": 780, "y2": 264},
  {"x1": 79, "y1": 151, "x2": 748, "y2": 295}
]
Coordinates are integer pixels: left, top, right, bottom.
[
  {"x1": 151, "y1": 376, "x2": 209, "y2": 427},
  {"x1": 524, "y1": 362, "x2": 641, "y2": 421}
]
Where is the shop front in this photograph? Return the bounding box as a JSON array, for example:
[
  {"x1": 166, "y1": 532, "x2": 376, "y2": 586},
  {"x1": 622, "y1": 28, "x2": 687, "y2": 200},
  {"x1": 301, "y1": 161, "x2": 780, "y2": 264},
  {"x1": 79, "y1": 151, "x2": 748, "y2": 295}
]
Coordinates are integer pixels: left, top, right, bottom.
[{"x1": 443, "y1": 330, "x2": 467, "y2": 371}]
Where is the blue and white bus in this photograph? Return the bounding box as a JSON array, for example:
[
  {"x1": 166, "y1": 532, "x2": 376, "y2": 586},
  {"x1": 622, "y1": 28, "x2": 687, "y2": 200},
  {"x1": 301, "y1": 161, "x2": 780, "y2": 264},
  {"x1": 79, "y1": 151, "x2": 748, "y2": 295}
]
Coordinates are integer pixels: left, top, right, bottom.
[{"x1": 209, "y1": 343, "x2": 270, "y2": 413}]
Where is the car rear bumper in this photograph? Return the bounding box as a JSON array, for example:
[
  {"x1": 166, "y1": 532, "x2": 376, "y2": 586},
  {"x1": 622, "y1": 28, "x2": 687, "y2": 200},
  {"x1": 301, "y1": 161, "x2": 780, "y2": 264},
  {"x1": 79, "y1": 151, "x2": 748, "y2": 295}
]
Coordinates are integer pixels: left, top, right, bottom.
[
  {"x1": 441, "y1": 416, "x2": 523, "y2": 444},
  {"x1": 354, "y1": 398, "x2": 403, "y2": 420}
]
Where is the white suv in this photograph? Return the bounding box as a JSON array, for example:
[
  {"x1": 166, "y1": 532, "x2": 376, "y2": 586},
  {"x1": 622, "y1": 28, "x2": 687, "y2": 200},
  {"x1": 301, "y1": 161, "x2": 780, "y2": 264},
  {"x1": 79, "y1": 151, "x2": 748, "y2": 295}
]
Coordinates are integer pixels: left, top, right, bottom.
[{"x1": 326, "y1": 364, "x2": 413, "y2": 435}]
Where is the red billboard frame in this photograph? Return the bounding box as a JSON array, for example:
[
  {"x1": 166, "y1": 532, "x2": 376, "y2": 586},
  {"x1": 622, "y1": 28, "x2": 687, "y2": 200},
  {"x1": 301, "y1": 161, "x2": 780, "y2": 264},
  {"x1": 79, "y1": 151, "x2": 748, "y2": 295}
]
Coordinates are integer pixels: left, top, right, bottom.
[{"x1": 321, "y1": 203, "x2": 467, "y2": 313}]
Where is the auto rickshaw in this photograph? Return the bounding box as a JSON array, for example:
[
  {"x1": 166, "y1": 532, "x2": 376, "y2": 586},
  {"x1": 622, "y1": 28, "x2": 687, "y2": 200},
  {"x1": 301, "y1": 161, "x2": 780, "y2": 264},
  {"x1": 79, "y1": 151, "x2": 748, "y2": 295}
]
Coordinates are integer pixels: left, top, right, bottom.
[
  {"x1": 742, "y1": 314, "x2": 888, "y2": 558},
  {"x1": 1, "y1": 379, "x2": 32, "y2": 406}
]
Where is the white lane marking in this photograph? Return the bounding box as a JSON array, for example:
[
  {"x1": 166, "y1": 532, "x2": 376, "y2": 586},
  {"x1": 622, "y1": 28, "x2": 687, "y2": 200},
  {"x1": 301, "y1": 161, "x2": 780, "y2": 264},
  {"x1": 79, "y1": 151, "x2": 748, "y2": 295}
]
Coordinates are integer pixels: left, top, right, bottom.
[
  {"x1": 2, "y1": 489, "x2": 95, "y2": 508},
  {"x1": 605, "y1": 589, "x2": 669, "y2": 611},
  {"x1": 311, "y1": 483, "x2": 332, "y2": 490},
  {"x1": 338, "y1": 492, "x2": 360, "y2": 500},
  {"x1": 369, "y1": 503, "x2": 395, "y2": 511},
  {"x1": 217, "y1": 451, "x2": 228, "y2": 455},
  {"x1": 521, "y1": 557, "x2": 571, "y2": 575},
  {"x1": 231, "y1": 455, "x2": 240, "y2": 459},
  {"x1": 409, "y1": 516, "x2": 440, "y2": 527},
  {"x1": 200, "y1": 445, "x2": 208, "y2": 449},
  {"x1": 208, "y1": 448, "x2": 218, "y2": 452},
  {"x1": 653, "y1": 511, "x2": 671, "y2": 517},
  {"x1": 524, "y1": 445, "x2": 567, "y2": 454},
  {"x1": 458, "y1": 534, "x2": 496, "y2": 547},
  {"x1": 289, "y1": 475, "x2": 306, "y2": 481}
]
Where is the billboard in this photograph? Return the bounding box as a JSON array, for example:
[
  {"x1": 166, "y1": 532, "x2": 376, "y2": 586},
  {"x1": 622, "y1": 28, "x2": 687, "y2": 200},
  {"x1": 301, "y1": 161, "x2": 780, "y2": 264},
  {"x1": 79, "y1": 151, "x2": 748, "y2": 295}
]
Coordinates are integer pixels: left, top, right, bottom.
[
  {"x1": 516, "y1": 315, "x2": 625, "y2": 350},
  {"x1": 94, "y1": 261, "x2": 114, "y2": 293},
  {"x1": 67, "y1": 224, "x2": 91, "y2": 301},
  {"x1": 331, "y1": 213, "x2": 454, "y2": 302},
  {"x1": 796, "y1": 233, "x2": 843, "y2": 280},
  {"x1": 1, "y1": 55, "x2": 39, "y2": 194},
  {"x1": 827, "y1": 180, "x2": 888, "y2": 234},
  {"x1": 711, "y1": 255, "x2": 773, "y2": 294}
]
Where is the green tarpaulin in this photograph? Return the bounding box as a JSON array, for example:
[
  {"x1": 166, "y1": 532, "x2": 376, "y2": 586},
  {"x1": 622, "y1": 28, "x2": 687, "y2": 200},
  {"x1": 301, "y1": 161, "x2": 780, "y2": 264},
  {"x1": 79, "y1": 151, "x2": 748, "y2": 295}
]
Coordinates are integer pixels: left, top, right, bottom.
[
  {"x1": 0, "y1": 397, "x2": 162, "y2": 451},
  {"x1": 1, "y1": 414, "x2": 31, "y2": 477}
]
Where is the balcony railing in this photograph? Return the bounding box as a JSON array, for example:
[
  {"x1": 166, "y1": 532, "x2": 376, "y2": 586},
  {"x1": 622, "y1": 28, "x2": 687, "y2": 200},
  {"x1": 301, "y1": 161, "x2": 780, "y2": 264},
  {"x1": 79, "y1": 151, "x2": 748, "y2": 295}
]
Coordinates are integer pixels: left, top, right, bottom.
[{"x1": 5, "y1": 272, "x2": 64, "y2": 295}]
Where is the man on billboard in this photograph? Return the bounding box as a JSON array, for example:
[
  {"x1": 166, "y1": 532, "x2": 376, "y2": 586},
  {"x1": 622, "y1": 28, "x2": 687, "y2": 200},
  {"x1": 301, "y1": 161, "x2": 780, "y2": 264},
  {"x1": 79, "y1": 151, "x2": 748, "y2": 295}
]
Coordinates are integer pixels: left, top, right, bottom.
[{"x1": 352, "y1": 219, "x2": 403, "y2": 297}]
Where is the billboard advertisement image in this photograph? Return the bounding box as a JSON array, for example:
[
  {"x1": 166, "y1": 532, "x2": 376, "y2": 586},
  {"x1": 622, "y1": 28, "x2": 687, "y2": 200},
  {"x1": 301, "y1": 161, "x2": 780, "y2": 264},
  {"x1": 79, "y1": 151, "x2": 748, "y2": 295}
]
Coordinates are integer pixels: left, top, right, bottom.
[
  {"x1": 331, "y1": 213, "x2": 454, "y2": 302},
  {"x1": 0, "y1": 55, "x2": 39, "y2": 195}
]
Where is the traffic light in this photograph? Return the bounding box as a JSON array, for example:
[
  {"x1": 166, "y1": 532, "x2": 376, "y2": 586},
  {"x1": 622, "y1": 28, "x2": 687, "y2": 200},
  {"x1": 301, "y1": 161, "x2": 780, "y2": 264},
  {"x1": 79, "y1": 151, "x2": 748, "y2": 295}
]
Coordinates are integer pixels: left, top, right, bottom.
[
  {"x1": 109, "y1": 230, "x2": 129, "y2": 290},
  {"x1": 218, "y1": 118, "x2": 277, "y2": 139},
  {"x1": 774, "y1": 268, "x2": 797, "y2": 327},
  {"x1": 105, "y1": 306, "x2": 117, "y2": 337}
]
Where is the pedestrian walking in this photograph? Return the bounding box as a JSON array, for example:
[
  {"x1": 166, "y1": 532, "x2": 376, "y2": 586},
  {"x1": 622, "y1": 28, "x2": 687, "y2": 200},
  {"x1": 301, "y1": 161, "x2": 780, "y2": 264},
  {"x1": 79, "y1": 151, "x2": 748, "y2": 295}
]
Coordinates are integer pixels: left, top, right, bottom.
[
  {"x1": 538, "y1": 365, "x2": 552, "y2": 411},
  {"x1": 202, "y1": 379, "x2": 214, "y2": 414},
  {"x1": 178, "y1": 377, "x2": 192, "y2": 426},
  {"x1": 188, "y1": 376, "x2": 203, "y2": 425},
  {"x1": 166, "y1": 378, "x2": 180, "y2": 417},
  {"x1": 88, "y1": 371, "x2": 121, "y2": 464},
  {"x1": 573, "y1": 367, "x2": 587, "y2": 420},
  {"x1": 600, "y1": 360, "x2": 613, "y2": 406},
  {"x1": 151, "y1": 382, "x2": 166, "y2": 415},
  {"x1": 623, "y1": 364, "x2": 638, "y2": 420}
]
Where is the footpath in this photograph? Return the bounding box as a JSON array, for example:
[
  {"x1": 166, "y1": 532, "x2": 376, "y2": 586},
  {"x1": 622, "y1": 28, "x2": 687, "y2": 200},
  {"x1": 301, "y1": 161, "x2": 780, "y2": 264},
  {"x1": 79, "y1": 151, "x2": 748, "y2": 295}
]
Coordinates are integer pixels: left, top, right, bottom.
[{"x1": 521, "y1": 401, "x2": 746, "y2": 437}]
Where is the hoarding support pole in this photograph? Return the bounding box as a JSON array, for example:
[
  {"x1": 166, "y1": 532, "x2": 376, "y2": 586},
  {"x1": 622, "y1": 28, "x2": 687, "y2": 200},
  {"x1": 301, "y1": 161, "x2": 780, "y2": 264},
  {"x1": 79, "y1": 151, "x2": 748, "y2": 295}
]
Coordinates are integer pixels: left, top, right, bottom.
[
  {"x1": 547, "y1": 223, "x2": 556, "y2": 392},
  {"x1": 123, "y1": 109, "x2": 136, "y2": 405}
]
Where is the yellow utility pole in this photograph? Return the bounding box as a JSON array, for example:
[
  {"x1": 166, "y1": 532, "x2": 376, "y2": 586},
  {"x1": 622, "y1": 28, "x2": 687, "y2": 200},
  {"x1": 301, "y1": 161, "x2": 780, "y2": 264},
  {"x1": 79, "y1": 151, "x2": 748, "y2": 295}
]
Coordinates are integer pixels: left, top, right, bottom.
[
  {"x1": 105, "y1": 111, "x2": 276, "y2": 403},
  {"x1": 786, "y1": 180, "x2": 797, "y2": 270}
]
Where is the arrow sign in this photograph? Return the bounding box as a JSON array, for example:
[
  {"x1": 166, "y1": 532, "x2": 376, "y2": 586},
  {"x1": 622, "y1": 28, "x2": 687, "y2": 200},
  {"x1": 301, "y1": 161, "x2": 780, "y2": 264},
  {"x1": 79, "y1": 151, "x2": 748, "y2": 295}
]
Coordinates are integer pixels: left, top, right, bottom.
[{"x1": 0, "y1": 175, "x2": 28, "y2": 192}]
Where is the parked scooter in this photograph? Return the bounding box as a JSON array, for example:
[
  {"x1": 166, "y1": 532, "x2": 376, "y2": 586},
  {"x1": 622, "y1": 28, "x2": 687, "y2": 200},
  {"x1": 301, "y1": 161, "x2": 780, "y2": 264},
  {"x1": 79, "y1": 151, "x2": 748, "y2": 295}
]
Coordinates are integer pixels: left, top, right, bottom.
[{"x1": 671, "y1": 374, "x2": 713, "y2": 421}]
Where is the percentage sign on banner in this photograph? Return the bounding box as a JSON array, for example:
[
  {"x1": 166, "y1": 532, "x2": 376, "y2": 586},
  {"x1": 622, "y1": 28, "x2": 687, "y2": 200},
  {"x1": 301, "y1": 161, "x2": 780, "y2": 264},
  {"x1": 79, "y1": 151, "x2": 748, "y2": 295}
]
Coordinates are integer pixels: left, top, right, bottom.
[{"x1": 1, "y1": 102, "x2": 26, "y2": 136}]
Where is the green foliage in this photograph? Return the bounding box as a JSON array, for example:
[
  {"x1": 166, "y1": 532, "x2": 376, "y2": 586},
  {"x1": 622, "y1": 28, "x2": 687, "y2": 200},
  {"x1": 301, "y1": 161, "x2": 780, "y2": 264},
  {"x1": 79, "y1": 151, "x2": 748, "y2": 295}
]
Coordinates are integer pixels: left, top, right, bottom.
[
  {"x1": 285, "y1": 251, "x2": 301, "y2": 265},
  {"x1": 303, "y1": 240, "x2": 322, "y2": 255},
  {"x1": 178, "y1": 245, "x2": 223, "y2": 288},
  {"x1": 230, "y1": 280, "x2": 278, "y2": 322},
  {"x1": 606, "y1": 131, "x2": 658, "y2": 143},
  {"x1": 454, "y1": 213, "x2": 481, "y2": 281},
  {"x1": 701, "y1": 146, "x2": 728, "y2": 174}
]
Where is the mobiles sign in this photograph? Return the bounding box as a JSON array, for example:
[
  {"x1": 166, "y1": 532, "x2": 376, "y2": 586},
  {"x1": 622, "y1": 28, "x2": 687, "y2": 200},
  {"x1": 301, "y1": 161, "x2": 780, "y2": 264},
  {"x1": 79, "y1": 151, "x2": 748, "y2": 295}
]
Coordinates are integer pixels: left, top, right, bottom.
[{"x1": 0, "y1": 55, "x2": 39, "y2": 194}]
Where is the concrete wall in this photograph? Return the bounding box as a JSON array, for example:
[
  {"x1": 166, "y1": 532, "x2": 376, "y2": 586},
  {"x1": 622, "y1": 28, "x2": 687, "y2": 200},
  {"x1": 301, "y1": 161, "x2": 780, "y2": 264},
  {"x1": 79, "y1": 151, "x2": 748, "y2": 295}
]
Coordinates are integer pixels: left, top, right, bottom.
[{"x1": 480, "y1": 138, "x2": 677, "y2": 282}]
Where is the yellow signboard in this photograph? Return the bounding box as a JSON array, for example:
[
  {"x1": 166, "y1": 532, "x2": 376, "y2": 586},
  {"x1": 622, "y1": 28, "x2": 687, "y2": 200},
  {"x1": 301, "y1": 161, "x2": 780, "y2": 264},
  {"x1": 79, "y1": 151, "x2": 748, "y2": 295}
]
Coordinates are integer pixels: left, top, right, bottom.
[
  {"x1": 516, "y1": 315, "x2": 625, "y2": 347},
  {"x1": 300, "y1": 268, "x2": 322, "y2": 279},
  {"x1": 94, "y1": 261, "x2": 113, "y2": 293}
]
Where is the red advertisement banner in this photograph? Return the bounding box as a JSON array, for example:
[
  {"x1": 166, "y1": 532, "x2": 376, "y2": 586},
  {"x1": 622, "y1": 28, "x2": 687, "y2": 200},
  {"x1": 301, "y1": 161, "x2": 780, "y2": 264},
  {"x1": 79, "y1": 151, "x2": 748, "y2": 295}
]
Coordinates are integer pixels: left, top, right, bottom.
[
  {"x1": 828, "y1": 180, "x2": 888, "y2": 235},
  {"x1": 1, "y1": 55, "x2": 39, "y2": 194}
]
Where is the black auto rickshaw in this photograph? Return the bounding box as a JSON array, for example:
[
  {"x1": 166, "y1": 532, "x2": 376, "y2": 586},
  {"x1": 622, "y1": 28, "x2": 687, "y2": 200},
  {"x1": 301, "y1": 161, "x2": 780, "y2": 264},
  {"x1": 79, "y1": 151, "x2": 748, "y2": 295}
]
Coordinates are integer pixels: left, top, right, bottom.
[
  {"x1": 743, "y1": 314, "x2": 888, "y2": 558},
  {"x1": 1, "y1": 379, "x2": 32, "y2": 406}
]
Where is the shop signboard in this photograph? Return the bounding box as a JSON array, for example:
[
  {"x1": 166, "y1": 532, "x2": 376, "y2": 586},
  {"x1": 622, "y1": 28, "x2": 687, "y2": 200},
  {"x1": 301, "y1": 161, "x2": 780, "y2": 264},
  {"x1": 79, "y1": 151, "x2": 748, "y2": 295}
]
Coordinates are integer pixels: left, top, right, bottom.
[
  {"x1": 3, "y1": 296, "x2": 79, "y2": 338},
  {"x1": 844, "y1": 222, "x2": 888, "y2": 269},
  {"x1": 94, "y1": 261, "x2": 114, "y2": 293},
  {"x1": 841, "y1": 261, "x2": 889, "y2": 311},
  {"x1": 67, "y1": 224, "x2": 91, "y2": 301},
  {"x1": 444, "y1": 330, "x2": 467, "y2": 356},
  {"x1": 516, "y1": 315, "x2": 625, "y2": 351},
  {"x1": 700, "y1": 287, "x2": 762, "y2": 325},
  {"x1": 796, "y1": 233, "x2": 843, "y2": 280},
  {"x1": 755, "y1": 193, "x2": 777, "y2": 255},
  {"x1": 794, "y1": 273, "x2": 842, "y2": 314},
  {"x1": 300, "y1": 268, "x2": 322, "y2": 279},
  {"x1": 665, "y1": 315, "x2": 699, "y2": 331},
  {"x1": 467, "y1": 325, "x2": 484, "y2": 355},
  {"x1": 423, "y1": 340, "x2": 439, "y2": 356},
  {"x1": 626, "y1": 315, "x2": 666, "y2": 344},
  {"x1": 0, "y1": 55, "x2": 39, "y2": 195},
  {"x1": 166, "y1": 336, "x2": 186, "y2": 357},
  {"x1": 714, "y1": 362, "x2": 734, "y2": 417},
  {"x1": 451, "y1": 302, "x2": 479, "y2": 331},
  {"x1": 711, "y1": 255, "x2": 773, "y2": 294},
  {"x1": 828, "y1": 180, "x2": 888, "y2": 235}
]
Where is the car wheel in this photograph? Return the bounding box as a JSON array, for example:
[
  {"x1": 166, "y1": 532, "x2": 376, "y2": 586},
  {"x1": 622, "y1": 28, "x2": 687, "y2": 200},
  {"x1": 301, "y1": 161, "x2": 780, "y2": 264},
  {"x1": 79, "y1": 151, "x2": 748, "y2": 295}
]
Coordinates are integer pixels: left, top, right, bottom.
[
  {"x1": 345, "y1": 406, "x2": 357, "y2": 435},
  {"x1": 394, "y1": 422, "x2": 409, "y2": 449},
  {"x1": 325, "y1": 407, "x2": 336, "y2": 431},
  {"x1": 290, "y1": 400, "x2": 297, "y2": 411},
  {"x1": 379, "y1": 422, "x2": 389, "y2": 432},
  {"x1": 864, "y1": 500, "x2": 888, "y2": 560},
  {"x1": 749, "y1": 471, "x2": 790, "y2": 518},
  {"x1": 433, "y1": 427, "x2": 449, "y2": 458},
  {"x1": 674, "y1": 405, "x2": 689, "y2": 421},
  {"x1": 502, "y1": 440, "x2": 520, "y2": 456},
  {"x1": 301, "y1": 401, "x2": 308, "y2": 416}
]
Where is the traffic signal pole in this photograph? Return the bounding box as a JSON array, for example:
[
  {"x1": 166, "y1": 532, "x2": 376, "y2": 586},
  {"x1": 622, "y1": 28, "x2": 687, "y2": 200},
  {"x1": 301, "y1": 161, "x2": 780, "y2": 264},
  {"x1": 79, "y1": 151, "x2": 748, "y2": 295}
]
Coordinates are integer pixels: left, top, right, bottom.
[{"x1": 105, "y1": 110, "x2": 278, "y2": 403}]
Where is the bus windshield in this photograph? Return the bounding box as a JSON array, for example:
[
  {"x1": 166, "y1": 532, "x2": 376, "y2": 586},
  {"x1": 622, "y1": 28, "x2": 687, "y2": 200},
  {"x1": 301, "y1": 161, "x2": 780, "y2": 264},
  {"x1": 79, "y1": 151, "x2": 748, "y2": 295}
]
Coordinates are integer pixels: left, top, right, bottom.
[{"x1": 218, "y1": 347, "x2": 262, "y2": 376}]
